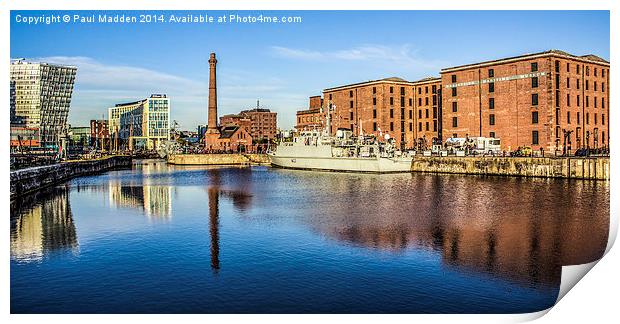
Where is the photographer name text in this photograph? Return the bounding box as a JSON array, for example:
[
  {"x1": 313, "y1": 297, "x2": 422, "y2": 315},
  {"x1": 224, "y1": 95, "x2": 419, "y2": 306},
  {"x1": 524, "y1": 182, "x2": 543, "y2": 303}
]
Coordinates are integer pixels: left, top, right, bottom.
[{"x1": 15, "y1": 13, "x2": 303, "y2": 25}]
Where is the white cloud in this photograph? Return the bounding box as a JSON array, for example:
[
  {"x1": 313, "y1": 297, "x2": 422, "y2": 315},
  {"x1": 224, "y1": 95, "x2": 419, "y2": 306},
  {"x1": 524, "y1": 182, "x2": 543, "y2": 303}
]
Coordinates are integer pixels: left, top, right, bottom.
[
  {"x1": 28, "y1": 56, "x2": 302, "y2": 129},
  {"x1": 271, "y1": 44, "x2": 446, "y2": 70}
]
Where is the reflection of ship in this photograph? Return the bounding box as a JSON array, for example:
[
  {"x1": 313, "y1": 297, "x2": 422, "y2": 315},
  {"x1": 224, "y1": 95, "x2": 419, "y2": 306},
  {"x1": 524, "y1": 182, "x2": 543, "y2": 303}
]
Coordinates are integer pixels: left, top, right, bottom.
[
  {"x1": 10, "y1": 184, "x2": 78, "y2": 261},
  {"x1": 269, "y1": 109, "x2": 413, "y2": 173}
]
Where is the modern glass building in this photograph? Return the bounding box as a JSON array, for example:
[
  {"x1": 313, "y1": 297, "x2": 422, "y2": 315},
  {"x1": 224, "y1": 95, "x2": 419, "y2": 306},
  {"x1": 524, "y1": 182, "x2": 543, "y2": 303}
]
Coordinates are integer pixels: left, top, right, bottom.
[
  {"x1": 10, "y1": 59, "x2": 77, "y2": 149},
  {"x1": 110, "y1": 94, "x2": 170, "y2": 151}
]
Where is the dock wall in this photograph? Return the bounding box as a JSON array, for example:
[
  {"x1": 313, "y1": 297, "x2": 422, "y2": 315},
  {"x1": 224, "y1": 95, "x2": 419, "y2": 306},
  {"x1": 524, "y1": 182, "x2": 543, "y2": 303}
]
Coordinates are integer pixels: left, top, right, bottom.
[
  {"x1": 167, "y1": 153, "x2": 271, "y2": 165},
  {"x1": 410, "y1": 156, "x2": 609, "y2": 180},
  {"x1": 10, "y1": 156, "x2": 132, "y2": 199}
]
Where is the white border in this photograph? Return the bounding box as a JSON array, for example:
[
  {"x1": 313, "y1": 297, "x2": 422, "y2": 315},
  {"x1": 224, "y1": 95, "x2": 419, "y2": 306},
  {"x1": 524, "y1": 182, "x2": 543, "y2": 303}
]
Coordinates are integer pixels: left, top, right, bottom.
[{"x1": 2, "y1": 1, "x2": 617, "y2": 323}]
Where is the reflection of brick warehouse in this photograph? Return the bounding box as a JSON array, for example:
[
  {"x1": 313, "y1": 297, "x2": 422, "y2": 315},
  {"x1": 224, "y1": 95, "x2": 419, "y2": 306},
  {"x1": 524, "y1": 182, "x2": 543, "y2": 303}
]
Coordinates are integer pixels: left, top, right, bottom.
[{"x1": 441, "y1": 50, "x2": 609, "y2": 152}]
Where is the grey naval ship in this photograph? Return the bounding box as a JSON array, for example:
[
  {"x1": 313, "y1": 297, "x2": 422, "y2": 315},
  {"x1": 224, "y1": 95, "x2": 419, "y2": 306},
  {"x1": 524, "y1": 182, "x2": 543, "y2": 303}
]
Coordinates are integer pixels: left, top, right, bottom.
[{"x1": 268, "y1": 113, "x2": 414, "y2": 173}]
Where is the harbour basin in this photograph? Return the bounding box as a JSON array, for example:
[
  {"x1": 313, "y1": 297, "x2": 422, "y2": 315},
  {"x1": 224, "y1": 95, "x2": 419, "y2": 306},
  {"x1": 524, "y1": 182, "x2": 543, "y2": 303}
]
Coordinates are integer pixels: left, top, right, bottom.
[{"x1": 10, "y1": 161, "x2": 609, "y2": 313}]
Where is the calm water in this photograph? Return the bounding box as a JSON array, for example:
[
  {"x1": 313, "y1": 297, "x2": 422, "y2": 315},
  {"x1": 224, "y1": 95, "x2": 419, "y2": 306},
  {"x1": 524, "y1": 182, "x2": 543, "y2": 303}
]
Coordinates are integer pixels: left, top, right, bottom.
[{"x1": 10, "y1": 161, "x2": 609, "y2": 313}]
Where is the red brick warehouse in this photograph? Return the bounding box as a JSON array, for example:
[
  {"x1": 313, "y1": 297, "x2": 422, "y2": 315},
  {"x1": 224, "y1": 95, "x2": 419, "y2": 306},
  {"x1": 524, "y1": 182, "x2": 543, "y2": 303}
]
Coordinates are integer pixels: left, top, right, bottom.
[{"x1": 441, "y1": 50, "x2": 609, "y2": 153}]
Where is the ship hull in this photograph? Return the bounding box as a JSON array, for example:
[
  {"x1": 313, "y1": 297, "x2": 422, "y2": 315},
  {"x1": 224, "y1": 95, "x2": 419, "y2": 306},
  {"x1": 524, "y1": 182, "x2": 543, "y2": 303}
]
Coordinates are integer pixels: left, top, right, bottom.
[{"x1": 269, "y1": 154, "x2": 413, "y2": 173}]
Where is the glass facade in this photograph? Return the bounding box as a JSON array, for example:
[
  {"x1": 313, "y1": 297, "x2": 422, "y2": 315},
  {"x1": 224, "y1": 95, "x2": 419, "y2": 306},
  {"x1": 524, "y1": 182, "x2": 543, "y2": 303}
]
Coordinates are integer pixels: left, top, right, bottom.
[{"x1": 10, "y1": 60, "x2": 77, "y2": 148}]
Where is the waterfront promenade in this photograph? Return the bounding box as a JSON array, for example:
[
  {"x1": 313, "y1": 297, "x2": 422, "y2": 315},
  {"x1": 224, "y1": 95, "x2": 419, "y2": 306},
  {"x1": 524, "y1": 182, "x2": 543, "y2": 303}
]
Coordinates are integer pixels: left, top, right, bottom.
[{"x1": 10, "y1": 155, "x2": 132, "y2": 199}]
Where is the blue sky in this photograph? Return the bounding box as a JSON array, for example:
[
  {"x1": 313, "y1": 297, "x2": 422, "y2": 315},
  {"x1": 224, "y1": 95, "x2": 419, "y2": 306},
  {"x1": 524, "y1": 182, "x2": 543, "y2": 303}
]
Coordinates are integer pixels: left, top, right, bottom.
[{"x1": 11, "y1": 10, "x2": 609, "y2": 130}]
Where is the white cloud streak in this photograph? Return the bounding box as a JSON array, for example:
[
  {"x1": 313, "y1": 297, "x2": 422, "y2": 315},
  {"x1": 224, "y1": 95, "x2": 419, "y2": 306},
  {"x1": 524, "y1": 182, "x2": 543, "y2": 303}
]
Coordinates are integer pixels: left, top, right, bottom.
[
  {"x1": 28, "y1": 56, "x2": 302, "y2": 129},
  {"x1": 271, "y1": 44, "x2": 446, "y2": 70}
]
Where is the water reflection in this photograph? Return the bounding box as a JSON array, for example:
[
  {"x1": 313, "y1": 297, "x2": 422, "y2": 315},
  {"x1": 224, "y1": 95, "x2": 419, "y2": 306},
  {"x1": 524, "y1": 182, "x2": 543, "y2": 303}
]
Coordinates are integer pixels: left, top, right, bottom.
[
  {"x1": 300, "y1": 173, "x2": 609, "y2": 288},
  {"x1": 110, "y1": 161, "x2": 173, "y2": 219},
  {"x1": 10, "y1": 165, "x2": 610, "y2": 313},
  {"x1": 10, "y1": 184, "x2": 78, "y2": 262},
  {"x1": 205, "y1": 168, "x2": 253, "y2": 271}
]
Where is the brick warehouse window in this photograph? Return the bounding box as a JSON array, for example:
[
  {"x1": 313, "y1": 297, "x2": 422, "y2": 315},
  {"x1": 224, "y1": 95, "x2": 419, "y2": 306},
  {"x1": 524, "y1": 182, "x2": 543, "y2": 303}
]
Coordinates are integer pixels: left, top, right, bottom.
[
  {"x1": 425, "y1": 97, "x2": 429, "y2": 105},
  {"x1": 490, "y1": 131, "x2": 496, "y2": 138},
  {"x1": 452, "y1": 117, "x2": 458, "y2": 127},
  {"x1": 577, "y1": 65, "x2": 580, "y2": 74},
  {"x1": 390, "y1": 97, "x2": 394, "y2": 106},
  {"x1": 567, "y1": 77, "x2": 570, "y2": 88},
  {"x1": 602, "y1": 82, "x2": 605, "y2": 92},
  {"x1": 567, "y1": 111, "x2": 571, "y2": 124},
  {"x1": 426, "y1": 122, "x2": 429, "y2": 131},
  {"x1": 567, "y1": 94, "x2": 570, "y2": 107},
  {"x1": 419, "y1": 122, "x2": 422, "y2": 131},
  {"x1": 594, "y1": 81, "x2": 598, "y2": 91},
  {"x1": 586, "y1": 113, "x2": 590, "y2": 124},
  {"x1": 425, "y1": 86, "x2": 429, "y2": 94},
  {"x1": 586, "y1": 80, "x2": 589, "y2": 90},
  {"x1": 531, "y1": 77, "x2": 538, "y2": 88},
  {"x1": 577, "y1": 112, "x2": 581, "y2": 124},
  {"x1": 419, "y1": 110, "x2": 422, "y2": 119},
  {"x1": 594, "y1": 68, "x2": 598, "y2": 77},
  {"x1": 452, "y1": 88, "x2": 457, "y2": 97},
  {"x1": 567, "y1": 63, "x2": 570, "y2": 72},
  {"x1": 390, "y1": 122, "x2": 394, "y2": 131},
  {"x1": 350, "y1": 111, "x2": 354, "y2": 120},
  {"x1": 409, "y1": 98, "x2": 413, "y2": 106},
  {"x1": 409, "y1": 123, "x2": 413, "y2": 131},
  {"x1": 577, "y1": 95, "x2": 581, "y2": 107},
  {"x1": 373, "y1": 122, "x2": 377, "y2": 131},
  {"x1": 418, "y1": 98, "x2": 422, "y2": 106},
  {"x1": 401, "y1": 97, "x2": 405, "y2": 107},
  {"x1": 531, "y1": 62, "x2": 538, "y2": 72},
  {"x1": 433, "y1": 120, "x2": 437, "y2": 131},
  {"x1": 400, "y1": 87, "x2": 405, "y2": 95},
  {"x1": 532, "y1": 131, "x2": 539, "y2": 145},
  {"x1": 425, "y1": 109, "x2": 429, "y2": 118},
  {"x1": 350, "y1": 101, "x2": 353, "y2": 108},
  {"x1": 577, "y1": 79, "x2": 580, "y2": 90},
  {"x1": 349, "y1": 90, "x2": 353, "y2": 97},
  {"x1": 390, "y1": 86, "x2": 393, "y2": 94},
  {"x1": 451, "y1": 75, "x2": 457, "y2": 83},
  {"x1": 452, "y1": 102, "x2": 458, "y2": 112},
  {"x1": 531, "y1": 93, "x2": 539, "y2": 106},
  {"x1": 489, "y1": 114, "x2": 495, "y2": 125},
  {"x1": 409, "y1": 110, "x2": 413, "y2": 119},
  {"x1": 373, "y1": 109, "x2": 377, "y2": 119},
  {"x1": 373, "y1": 87, "x2": 376, "y2": 94},
  {"x1": 418, "y1": 88, "x2": 422, "y2": 95},
  {"x1": 390, "y1": 109, "x2": 394, "y2": 118},
  {"x1": 489, "y1": 98, "x2": 495, "y2": 109},
  {"x1": 532, "y1": 111, "x2": 539, "y2": 124},
  {"x1": 489, "y1": 82, "x2": 495, "y2": 93},
  {"x1": 373, "y1": 98, "x2": 377, "y2": 106},
  {"x1": 488, "y1": 69, "x2": 494, "y2": 77},
  {"x1": 555, "y1": 60, "x2": 560, "y2": 73},
  {"x1": 602, "y1": 114, "x2": 605, "y2": 125}
]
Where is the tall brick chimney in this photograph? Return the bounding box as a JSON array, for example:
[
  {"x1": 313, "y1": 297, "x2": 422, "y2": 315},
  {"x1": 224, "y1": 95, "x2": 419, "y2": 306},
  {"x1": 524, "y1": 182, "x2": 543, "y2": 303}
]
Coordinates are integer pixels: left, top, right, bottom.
[{"x1": 207, "y1": 52, "x2": 218, "y2": 133}]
